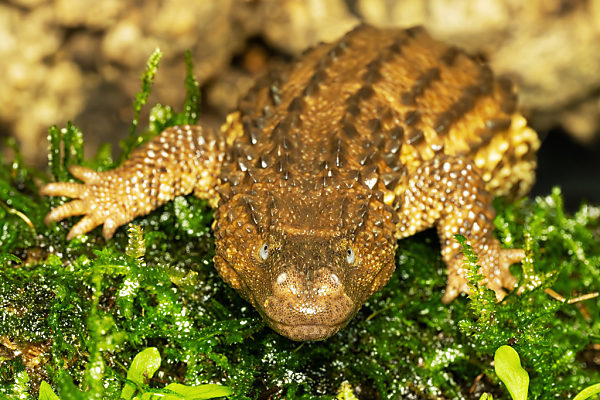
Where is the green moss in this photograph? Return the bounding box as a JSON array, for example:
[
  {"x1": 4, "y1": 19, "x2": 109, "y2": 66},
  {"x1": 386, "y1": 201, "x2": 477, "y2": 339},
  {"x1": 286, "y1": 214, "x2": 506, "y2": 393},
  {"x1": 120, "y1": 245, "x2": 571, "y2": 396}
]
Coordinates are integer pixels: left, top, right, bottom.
[
  {"x1": 119, "y1": 48, "x2": 163, "y2": 164},
  {"x1": 1, "y1": 52, "x2": 599, "y2": 400}
]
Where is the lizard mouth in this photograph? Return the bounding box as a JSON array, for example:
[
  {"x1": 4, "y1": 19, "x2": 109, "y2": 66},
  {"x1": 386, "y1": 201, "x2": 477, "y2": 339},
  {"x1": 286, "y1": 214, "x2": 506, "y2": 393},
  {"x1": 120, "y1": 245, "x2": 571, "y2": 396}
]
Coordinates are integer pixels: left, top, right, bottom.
[
  {"x1": 260, "y1": 294, "x2": 357, "y2": 341},
  {"x1": 263, "y1": 317, "x2": 348, "y2": 341}
]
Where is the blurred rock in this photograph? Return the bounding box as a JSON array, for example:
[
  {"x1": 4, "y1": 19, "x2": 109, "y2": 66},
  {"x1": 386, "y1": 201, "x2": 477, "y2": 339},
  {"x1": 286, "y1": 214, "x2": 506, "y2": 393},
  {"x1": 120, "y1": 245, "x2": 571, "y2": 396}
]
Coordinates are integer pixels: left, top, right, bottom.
[
  {"x1": 259, "y1": 0, "x2": 359, "y2": 53},
  {"x1": 54, "y1": 0, "x2": 125, "y2": 28}
]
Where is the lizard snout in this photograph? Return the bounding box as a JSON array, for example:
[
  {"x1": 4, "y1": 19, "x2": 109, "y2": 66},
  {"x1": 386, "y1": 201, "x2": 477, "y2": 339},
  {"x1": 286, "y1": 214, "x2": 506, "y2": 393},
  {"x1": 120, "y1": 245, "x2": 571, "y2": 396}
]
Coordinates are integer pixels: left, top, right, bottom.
[{"x1": 272, "y1": 266, "x2": 344, "y2": 300}]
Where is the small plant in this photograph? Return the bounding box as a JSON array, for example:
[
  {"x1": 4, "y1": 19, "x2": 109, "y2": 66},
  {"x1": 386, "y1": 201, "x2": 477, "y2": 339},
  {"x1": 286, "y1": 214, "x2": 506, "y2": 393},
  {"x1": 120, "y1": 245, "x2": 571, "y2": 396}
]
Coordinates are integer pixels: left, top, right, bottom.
[
  {"x1": 494, "y1": 346, "x2": 529, "y2": 400},
  {"x1": 38, "y1": 348, "x2": 232, "y2": 400},
  {"x1": 490, "y1": 345, "x2": 600, "y2": 400}
]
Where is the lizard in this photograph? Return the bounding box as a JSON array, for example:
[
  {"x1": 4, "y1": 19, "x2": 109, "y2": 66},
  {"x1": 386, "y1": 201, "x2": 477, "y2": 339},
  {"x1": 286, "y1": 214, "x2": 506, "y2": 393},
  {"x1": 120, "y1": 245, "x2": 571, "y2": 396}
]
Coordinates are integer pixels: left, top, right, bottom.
[{"x1": 40, "y1": 24, "x2": 540, "y2": 341}]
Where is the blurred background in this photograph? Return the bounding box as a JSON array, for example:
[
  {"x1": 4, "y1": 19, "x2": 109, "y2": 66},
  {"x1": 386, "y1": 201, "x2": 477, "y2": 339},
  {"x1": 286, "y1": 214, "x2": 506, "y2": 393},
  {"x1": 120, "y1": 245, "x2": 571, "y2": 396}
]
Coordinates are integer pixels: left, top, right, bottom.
[{"x1": 0, "y1": 0, "x2": 599, "y2": 209}]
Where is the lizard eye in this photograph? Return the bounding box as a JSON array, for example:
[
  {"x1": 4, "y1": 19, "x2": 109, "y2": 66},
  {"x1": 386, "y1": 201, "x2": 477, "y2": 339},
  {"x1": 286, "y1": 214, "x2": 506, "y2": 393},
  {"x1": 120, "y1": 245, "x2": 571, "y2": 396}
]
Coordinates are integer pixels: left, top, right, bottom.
[
  {"x1": 346, "y1": 247, "x2": 355, "y2": 264},
  {"x1": 259, "y1": 243, "x2": 269, "y2": 261}
]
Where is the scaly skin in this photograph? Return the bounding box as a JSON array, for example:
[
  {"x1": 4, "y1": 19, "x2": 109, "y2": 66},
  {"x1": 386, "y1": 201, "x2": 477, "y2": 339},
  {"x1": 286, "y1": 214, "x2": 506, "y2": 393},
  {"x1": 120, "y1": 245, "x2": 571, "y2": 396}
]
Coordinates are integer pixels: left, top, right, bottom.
[{"x1": 40, "y1": 25, "x2": 540, "y2": 341}]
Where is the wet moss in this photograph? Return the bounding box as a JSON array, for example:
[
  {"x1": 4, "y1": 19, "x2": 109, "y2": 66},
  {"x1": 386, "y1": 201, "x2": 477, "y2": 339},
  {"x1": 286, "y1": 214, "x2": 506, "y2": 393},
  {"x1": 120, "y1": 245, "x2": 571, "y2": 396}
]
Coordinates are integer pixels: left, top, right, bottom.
[{"x1": 1, "y1": 52, "x2": 599, "y2": 400}]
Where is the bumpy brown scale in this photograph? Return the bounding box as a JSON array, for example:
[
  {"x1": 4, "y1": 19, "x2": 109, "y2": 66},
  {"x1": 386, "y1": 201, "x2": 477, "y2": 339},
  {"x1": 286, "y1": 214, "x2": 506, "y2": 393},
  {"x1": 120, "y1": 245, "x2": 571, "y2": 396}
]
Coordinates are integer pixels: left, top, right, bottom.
[{"x1": 40, "y1": 25, "x2": 540, "y2": 341}]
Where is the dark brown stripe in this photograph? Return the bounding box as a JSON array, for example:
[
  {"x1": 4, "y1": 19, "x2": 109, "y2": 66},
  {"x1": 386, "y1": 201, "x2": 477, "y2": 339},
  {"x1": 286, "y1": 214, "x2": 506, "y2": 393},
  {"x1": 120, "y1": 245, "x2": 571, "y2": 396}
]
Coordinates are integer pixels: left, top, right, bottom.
[
  {"x1": 400, "y1": 92, "x2": 416, "y2": 107},
  {"x1": 347, "y1": 104, "x2": 361, "y2": 117},
  {"x1": 362, "y1": 69, "x2": 384, "y2": 84},
  {"x1": 388, "y1": 42, "x2": 402, "y2": 54},
  {"x1": 362, "y1": 55, "x2": 386, "y2": 85},
  {"x1": 433, "y1": 81, "x2": 486, "y2": 136},
  {"x1": 357, "y1": 85, "x2": 375, "y2": 100},
  {"x1": 400, "y1": 67, "x2": 441, "y2": 107},
  {"x1": 416, "y1": 67, "x2": 441, "y2": 87},
  {"x1": 347, "y1": 93, "x2": 360, "y2": 108},
  {"x1": 406, "y1": 26, "x2": 425, "y2": 37},
  {"x1": 440, "y1": 47, "x2": 460, "y2": 66}
]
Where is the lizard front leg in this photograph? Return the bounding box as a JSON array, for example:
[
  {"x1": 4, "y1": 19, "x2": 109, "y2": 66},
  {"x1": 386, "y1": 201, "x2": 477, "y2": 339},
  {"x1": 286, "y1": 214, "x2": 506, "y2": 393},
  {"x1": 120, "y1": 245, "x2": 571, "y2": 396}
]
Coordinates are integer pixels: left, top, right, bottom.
[
  {"x1": 40, "y1": 125, "x2": 225, "y2": 240},
  {"x1": 395, "y1": 156, "x2": 524, "y2": 303}
]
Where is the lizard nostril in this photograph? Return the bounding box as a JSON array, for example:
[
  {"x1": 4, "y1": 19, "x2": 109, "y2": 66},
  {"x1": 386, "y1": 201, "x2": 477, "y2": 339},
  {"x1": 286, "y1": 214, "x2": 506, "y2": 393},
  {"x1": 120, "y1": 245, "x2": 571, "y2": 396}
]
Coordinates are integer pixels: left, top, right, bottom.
[
  {"x1": 321, "y1": 271, "x2": 343, "y2": 297},
  {"x1": 272, "y1": 268, "x2": 344, "y2": 299},
  {"x1": 330, "y1": 273, "x2": 340, "y2": 287},
  {"x1": 276, "y1": 271, "x2": 288, "y2": 285}
]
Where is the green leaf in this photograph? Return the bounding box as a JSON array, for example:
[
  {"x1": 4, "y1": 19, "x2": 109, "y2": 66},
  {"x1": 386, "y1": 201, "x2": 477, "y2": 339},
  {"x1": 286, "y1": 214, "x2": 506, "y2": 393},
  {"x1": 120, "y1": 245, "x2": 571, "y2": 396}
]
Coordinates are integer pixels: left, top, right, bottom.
[
  {"x1": 163, "y1": 383, "x2": 233, "y2": 399},
  {"x1": 128, "y1": 347, "x2": 161, "y2": 383},
  {"x1": 39, "y1": 381, "x2": 60, "y2": 400},
  {"x1": 139, "y1": 393, "x2": 183, "y2": 400},
  {"x1": 573, "y1": 383, "x2": 600, "y2": 400},
  {"x1": 495, "y1": 345, "x2": 529, "y2": 400},
  {"x1": 121, "y1": 348, "x2": 162, "y2": 399}
]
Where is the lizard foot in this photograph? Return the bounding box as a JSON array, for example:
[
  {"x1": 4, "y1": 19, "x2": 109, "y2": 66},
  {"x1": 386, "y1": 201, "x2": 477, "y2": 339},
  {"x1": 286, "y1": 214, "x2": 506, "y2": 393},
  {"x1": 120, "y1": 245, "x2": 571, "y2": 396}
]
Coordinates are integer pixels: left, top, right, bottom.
[
  {"x1": 40, "y1": 165, "x2": 131, "y2": 240},
  {"x1": 441, "y1": 242, "x2": 524, "y2": 304}
]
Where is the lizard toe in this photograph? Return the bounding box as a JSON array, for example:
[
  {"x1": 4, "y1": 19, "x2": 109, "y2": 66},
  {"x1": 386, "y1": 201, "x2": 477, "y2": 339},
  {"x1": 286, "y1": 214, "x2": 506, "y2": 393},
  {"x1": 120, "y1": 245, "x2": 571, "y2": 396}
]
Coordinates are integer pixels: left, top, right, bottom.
[{"x1": 43, "y1": 200, "x2": 87, "y2": 225}]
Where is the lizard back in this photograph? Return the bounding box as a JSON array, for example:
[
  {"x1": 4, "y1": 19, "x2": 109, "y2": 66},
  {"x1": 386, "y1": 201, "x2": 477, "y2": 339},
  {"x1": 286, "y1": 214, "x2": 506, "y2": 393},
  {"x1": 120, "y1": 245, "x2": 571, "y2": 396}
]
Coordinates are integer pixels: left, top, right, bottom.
[{"x1": 222, "y1": 24, "x2": 539, "y2": 200}]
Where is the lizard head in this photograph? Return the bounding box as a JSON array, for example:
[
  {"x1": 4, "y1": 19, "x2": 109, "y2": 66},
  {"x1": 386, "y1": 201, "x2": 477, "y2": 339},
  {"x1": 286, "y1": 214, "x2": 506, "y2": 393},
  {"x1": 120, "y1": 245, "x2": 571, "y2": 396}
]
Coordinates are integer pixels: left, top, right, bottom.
[{"x1": 213, "y1": 180, "x2": 398, "y2": 341}]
